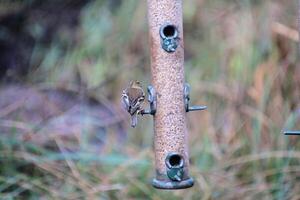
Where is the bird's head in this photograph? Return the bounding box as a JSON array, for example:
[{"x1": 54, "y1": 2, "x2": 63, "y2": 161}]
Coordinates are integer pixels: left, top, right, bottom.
[{"x1": 129, "y1": 80, "x2": 142, "y2": 89}]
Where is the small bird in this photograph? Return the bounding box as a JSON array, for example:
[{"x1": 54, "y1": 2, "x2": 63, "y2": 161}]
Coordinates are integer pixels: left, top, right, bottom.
[{"x1": 121, "y1": 80, "x2": 145, "y2": 127}]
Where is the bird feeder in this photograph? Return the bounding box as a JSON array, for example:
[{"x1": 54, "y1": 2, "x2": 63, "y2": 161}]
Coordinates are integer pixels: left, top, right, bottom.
[{"x1": 142, "y1": 0, "x2": 206, "y2": 189}]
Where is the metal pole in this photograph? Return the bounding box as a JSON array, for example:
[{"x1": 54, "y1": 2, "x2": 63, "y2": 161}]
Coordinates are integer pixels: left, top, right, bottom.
[
  {"x1": 298, "y1": 0, "x2": 300, "y2": 54},
  {"x1": 284, "y1": 131, "x2": 300, "y2": 135},
  {"x1": 284, "y1": 0, "x2": 300, "y2": 136},
  {"x1": 147, "y1": 0, "x2": 194, "y2": 189}
]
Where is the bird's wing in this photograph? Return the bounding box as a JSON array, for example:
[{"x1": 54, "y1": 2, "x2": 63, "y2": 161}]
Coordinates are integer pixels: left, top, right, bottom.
[{"x1": 121, "y1": 91, "x2": 130, "y2": 112}]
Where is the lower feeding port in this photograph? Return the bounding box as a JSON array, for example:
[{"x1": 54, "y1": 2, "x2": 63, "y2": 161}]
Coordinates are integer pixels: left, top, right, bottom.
[
  {"x1": 152, "y1": 153, "x2": 194, "y2": 189},
  {"x1": 166, "y1": 153, "x2": 184, "y2": 181}
]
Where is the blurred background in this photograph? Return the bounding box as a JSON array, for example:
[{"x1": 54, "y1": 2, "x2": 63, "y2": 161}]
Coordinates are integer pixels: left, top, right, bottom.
[{"x1": 0, "y1": 0, "x2": 299, "y2": 199}]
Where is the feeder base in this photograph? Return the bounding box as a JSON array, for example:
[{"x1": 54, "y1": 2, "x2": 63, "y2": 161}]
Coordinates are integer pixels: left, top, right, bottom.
[{"x1": 152, "y1": 177, "x2": 194, "y2": 189}]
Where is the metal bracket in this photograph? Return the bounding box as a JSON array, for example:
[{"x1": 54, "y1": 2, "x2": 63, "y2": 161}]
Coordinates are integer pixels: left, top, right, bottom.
[
  {"x1": 184, "y1": 83, "x2": 207, "y2": 112},
  {"x1": 141, "y1": 85, "x2": 156, "y2": 115}
]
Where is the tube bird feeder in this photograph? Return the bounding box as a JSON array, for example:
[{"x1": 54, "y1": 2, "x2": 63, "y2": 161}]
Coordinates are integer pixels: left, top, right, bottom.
[{"x1": 145, "y1": 0, "x2": 206, "y2": 189}]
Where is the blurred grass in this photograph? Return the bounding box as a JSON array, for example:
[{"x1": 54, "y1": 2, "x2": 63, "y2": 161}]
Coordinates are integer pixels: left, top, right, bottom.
[{"x1": 0, "y1": 0, "x2": 300, "y2": 199}]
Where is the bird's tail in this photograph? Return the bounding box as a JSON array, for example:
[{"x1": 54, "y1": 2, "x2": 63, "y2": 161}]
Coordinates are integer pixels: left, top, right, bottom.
[{"x1": 131, "y1": 114, "x2": 138, "y2": 127}]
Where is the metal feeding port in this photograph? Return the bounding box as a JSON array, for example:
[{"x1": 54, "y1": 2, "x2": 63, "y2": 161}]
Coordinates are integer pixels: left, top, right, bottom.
[{"x1": 159, "y1": 24, "x2": 179, "y2": 53}]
